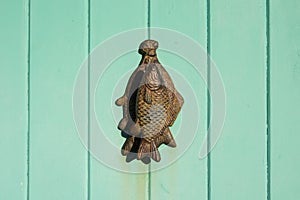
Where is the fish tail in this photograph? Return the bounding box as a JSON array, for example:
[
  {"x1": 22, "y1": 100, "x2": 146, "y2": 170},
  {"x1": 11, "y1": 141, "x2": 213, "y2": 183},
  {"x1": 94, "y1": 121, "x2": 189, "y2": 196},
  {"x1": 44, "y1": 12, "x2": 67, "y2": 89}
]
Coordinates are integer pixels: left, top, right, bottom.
[{"x1": 137, "y1": 139, "x2": 161, "y2": 162}]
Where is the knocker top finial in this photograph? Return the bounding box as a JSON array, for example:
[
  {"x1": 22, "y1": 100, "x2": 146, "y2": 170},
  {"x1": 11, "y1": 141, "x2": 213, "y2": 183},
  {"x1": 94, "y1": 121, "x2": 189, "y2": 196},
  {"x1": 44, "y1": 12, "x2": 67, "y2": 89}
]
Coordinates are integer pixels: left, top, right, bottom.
[{"x1": 138, "y1": 40, "x2": 159, "y2": 56}]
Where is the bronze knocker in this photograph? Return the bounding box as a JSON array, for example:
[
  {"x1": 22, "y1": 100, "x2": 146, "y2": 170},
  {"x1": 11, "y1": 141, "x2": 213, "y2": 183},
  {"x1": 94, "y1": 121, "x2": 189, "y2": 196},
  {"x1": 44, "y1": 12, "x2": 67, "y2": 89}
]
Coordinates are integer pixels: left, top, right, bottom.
[{"x1": 115, "y1": 40, "x2": 184, "y2": 164}]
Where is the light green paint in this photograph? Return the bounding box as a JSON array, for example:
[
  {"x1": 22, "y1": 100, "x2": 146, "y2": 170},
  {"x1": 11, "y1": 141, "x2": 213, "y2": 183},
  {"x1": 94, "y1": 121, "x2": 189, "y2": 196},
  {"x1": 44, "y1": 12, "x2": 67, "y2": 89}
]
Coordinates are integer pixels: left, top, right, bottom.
[
  {"x1": 271, "y1": 1, "x2": 300, "y2": 199},
  {"x1": 210, "y1": 0, "x2": 266, "y2": 199},
  {"x1": 1, "y1": 0, "x2": 300, "y2": 200},
  {"x1": 0, "y1": 1, "x2": 27, "y2": 199},
  {"x1": 29, "y1": 0, "x2": 87, "y2": 199}
]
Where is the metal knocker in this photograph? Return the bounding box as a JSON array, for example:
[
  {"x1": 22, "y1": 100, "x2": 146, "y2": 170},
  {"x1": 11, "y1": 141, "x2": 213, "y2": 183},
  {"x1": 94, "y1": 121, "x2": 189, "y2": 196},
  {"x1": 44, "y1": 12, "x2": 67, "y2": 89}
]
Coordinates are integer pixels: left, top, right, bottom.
[{"x1": 115, "y1": 40, "x2": 184, "y2": 164}]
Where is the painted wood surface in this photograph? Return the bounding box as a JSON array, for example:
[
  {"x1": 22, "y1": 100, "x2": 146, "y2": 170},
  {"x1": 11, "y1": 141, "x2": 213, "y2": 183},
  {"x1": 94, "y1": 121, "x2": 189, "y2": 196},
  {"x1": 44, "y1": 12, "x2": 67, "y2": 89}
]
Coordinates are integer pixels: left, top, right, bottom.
[
  {"x1": 29, "y1": 0, "x2": 87, "y2": 199},
  {"x1": 1, "y1": 0, "x2": 300, "y2": 200},
  {"x1": 0, "y1": 1, "x2": 27, "y2": 199},
  {"x1": 270, "y1": 1, "x2": 300, "y2": 199},
  {"x1": 210, "y1": 0, "x2": 267, "y2": 199}
]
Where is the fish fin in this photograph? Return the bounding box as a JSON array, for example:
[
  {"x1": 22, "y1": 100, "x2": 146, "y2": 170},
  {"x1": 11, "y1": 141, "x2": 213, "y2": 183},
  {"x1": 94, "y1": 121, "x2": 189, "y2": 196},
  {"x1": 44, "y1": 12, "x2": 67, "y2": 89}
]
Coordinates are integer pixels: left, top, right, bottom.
[
  {"x1": 167, "y1": 90, "x2": 183, "y2": 126},
  {"x1": 163, "y1": 128, "x2": 177, "y2": 147},
  {"x1": 155, "y1": 128, "x2": 176, "y2": 148},
  {"x1": 121, "y1": 137, "x2": 134, "y2": 156},
  {"x1": 150, "y1": 140, "x2": 161, "y2": 162},
  {"x1": 137, "y1": 139, "x2": 161, "y2": 162},
  {"x1": 117, "y1": 117, "x2": 128, "y2": 131},
  {"x1": 115, "y1": 96, "x2": 125, "y2": 106},
  {"x1": 144, "y1": 87, "x2": 152, "y2": 104}
]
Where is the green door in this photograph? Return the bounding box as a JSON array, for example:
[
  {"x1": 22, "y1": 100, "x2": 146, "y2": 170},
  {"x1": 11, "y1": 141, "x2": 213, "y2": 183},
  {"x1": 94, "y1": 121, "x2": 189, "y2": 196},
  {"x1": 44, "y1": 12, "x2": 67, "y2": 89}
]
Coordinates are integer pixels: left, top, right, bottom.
[{"x1": 1, "y1": 0, "x2": 300, "y2": 199}]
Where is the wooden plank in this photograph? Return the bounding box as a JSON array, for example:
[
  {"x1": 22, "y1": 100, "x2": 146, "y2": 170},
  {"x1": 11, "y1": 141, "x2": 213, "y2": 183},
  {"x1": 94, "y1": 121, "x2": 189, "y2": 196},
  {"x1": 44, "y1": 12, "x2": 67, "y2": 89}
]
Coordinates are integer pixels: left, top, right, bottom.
[
  {"x1": 29, "y1": 0, "x2": 87, "y2": 199},
  {"x1": 90, "y1": 0, "x2": 148, "y2": 199},
  {"x1": 270, "y1": 1, "x2": 300, "y2": 199},
  {"x1": 151, "y1": 0, "x2": 208, "y2": 199},
  {"x1": 210, "y1": 0, "x2": 266, "y2": 199},
  {"x1": 0, "y1": 1, "x2": 27, "y2": 199}
]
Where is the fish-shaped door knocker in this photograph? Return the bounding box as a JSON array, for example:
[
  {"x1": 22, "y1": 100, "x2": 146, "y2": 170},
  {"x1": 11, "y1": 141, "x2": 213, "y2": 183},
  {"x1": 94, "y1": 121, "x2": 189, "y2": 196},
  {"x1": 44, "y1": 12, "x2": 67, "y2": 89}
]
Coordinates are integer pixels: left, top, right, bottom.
[{"x1": 115, "y1": 40, "x2": 184, "y2": 164}]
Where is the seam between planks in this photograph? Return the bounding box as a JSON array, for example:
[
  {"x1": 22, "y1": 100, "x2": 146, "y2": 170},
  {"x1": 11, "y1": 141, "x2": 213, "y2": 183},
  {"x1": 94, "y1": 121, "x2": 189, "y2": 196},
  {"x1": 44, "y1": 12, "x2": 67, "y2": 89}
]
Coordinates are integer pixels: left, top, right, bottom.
[
  {"x1": 148, "y1": 163, "x2": 151, "y2": 200},
  {"x1": 206, "y1": 0, "x2": 211, "y2": 200},
  {"x1": 147, "y1": 0, "x2": 151, "y2": 200},
  {"x1": 87, "y1": 0, "x2": 91, "y2": 200},
  {"x1": 26, "y1": 0, "x2": 31, "y2": 199},
  {"x1": 266, "y1": 0, "x2": 271, "y2": 199},
  {"x1": 147, "y1": 0, "x2": 151, "y2": 39}
]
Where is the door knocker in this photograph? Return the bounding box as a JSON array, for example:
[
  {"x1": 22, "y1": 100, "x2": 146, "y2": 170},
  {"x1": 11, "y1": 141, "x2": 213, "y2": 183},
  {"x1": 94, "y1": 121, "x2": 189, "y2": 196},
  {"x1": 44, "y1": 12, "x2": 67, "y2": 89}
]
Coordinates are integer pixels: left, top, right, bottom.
[{"x1": 115, "y1": 40, "x2": 184, "y2": 164}]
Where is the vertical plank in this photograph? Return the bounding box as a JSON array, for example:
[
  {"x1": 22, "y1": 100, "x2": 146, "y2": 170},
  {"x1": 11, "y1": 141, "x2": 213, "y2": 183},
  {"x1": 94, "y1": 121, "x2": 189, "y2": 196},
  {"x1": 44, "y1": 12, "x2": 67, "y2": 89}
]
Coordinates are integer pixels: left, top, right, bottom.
[
  {"x1": 90, "y1": 0, "x2": 148, "y2": 199},
  {"x1": 270, "y1": 1, "x2": 300, "y2": 199},
  {"x1": 0, "y1": 1, "x2": 27, "y2": 199},
  {"x1": 151, "y1": 0, "x2": 208, "y2": 199},
  {"x1": 30, "y1": 0, "x2": 87, "y2": 199},
  {"x1": 210, "y1": 0, "x2": 266, "y2": 199}
]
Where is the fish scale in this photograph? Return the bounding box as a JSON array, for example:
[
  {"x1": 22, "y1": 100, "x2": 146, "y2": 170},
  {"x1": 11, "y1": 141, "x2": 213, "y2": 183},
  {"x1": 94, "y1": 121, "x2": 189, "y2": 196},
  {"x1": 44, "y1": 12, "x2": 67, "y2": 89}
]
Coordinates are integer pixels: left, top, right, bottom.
[{"x1": 137, "y1": 85, "x2": 172, "y2": 142}]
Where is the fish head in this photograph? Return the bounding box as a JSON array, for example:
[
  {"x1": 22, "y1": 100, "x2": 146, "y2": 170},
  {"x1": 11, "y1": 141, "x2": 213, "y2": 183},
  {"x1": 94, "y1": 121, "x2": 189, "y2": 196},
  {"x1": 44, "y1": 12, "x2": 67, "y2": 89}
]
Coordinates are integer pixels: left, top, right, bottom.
[{"x1": 144, "y1": 64, "x2": 162, "y2": 90}]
